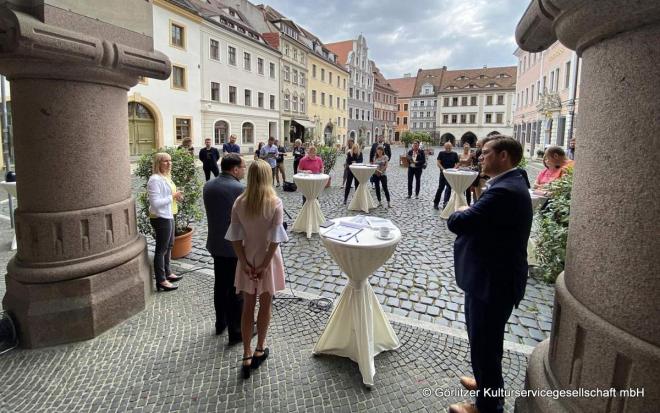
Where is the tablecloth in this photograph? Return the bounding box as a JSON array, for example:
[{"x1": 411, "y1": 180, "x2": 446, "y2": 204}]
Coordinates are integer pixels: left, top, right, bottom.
[
  {"x1": 291, "y1": 173, "x2": 329, "y2": 238},
  {"x1": 348, "y1": 165, "x2": 377, "y2": 213},
  {"x1": 439, "y1": 169, "x2": 479, "y2": 219}
]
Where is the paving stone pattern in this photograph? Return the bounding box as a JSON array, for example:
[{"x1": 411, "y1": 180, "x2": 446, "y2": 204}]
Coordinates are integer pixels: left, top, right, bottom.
[
  {"x1": 134, "y1": 146, "x2": 555, "y2": 346},
  {"x1": 0, "y1": 266, "x2": 528, "y2": 412}
]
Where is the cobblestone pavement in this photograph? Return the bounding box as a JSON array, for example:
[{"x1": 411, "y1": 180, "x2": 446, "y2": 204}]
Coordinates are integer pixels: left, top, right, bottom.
[
  {"x1": 132, "y1": 146, "x2": 554, "y2": 347},
  {"x1": 0, "y1": 258, "x2": 529, "y2": 412}
]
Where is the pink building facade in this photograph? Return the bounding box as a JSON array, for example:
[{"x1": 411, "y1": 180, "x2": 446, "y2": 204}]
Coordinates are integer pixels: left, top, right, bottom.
[{"x1": 513, "y1": 42, "x2": 581, "y2": 157}]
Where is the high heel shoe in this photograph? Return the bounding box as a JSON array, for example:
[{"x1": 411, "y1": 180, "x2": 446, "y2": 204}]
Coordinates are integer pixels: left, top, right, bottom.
[
  {"x1": 251, "y1": 347, "x2": 269, "y2": 369},
  {"x1": 241, "y1": 356, "x2": 252, "y2": 379},
  {"x1": 167, "y1": 273, "x2": 183, "y2": 282},
  {"x1": 156, "y1": 282, "x2": 178, "y2": 292}
]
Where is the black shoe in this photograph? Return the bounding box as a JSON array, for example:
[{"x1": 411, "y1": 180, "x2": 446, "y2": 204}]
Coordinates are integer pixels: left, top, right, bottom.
[
  {"x1": 167, "y1": 274, "x2": 183, "y2": 282},
  {"x1": 407, "y1": 195, "x2": 411, "y2": 199},
  {"x1": 156, "y1": 282, "x2": 178, "y2": 292},
  {"x1": 433, "y1": 205, "x2": 439, "y2": 210},
  {"x1": 241, "y1": 356, "x2": 252, "y2": 379},
  {"x1": 251, "y1": 347, "x2": 269, "y2": 369}
]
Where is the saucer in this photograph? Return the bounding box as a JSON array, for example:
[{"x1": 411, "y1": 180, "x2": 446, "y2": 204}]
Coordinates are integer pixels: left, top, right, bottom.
[{"x1": 376, "y1": 232, "x2": 395, "y2": 240}]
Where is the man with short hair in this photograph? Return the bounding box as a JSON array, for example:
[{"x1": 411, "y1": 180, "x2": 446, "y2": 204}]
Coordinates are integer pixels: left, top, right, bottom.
[
  {"x1": 369, "y1": 135, "x2": 391, "y2": 163},
  {"x1": 447, "y1": 136, "x2": 532, "y2": 413},
  {"x1": 222, "y1": 134, "x2": 240, "y2": 154},
  {"x1": 260, "y1": 136, "x2": 279, "y2": 185},
  {"x1": 199, "y1": 138, "x2": 221, "y2": 181},
  {"x1": 433, "y1": 142, "x2": 460, "y2": 209},
  {"x1": 203, "y1": 153, "x2": 247, "y2": 344},
  {"x1": 274, "y1": 138, "x2": 286, "y2": 187}
]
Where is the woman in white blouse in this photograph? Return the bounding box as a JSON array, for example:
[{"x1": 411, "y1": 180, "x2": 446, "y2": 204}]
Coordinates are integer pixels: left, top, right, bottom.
[
  {"x1": 225, "y1": 159, "x2": 288, "y2": 379},
  {"x1": 147, "y1": 152, "x2": 184, "y2": 292}
]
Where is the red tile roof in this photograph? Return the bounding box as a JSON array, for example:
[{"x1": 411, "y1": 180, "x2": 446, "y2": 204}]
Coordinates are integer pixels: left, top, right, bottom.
[
  {"x1": 373, "y1": 63, "x2": 397, "y2": 94},
  {"x1": 412, "y1": 67, "x2": 447, "y2": 96},
  {"x1": 440, "y1": 66, "x2": 517, "y2": 90},
  {"x1": 387, "y1": 76, "x2": 417, "y2": 98},
  {"x1": 325, "y1": 40, "x2": 354, "y2": 65},
  {"x1": 261, "y1": 32, "x2": 279, "y2": 49}
]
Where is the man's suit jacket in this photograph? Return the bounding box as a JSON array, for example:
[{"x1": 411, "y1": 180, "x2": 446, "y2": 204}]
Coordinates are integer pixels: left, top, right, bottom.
[
  {"x1": 203, "y1": 173, "x2": 245, "y2": 258},
  {"x1": 447, "y1": 169, "x2": 532, "y2": 306},
  {"x1": 406, "y1": 148, "x2": 426, "y2": 168},
  {"x1": 370, "y1": 142, "x2": 392, "y2": 163}
]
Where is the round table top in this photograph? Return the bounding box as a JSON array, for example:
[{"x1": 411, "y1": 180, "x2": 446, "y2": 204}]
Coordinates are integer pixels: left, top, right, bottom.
[
  {"x1": 443, "y1": 168, "x2": 478, "y2": 178},
  {"x1": 349, "y1": 164, "x2": 377, "y2": 171},
  {"x1": 293, "y1": 173, "x2": 330, "y2": 181},
  {"x1": 320, "y1": 217, "x2": 401, "y2": 250}
]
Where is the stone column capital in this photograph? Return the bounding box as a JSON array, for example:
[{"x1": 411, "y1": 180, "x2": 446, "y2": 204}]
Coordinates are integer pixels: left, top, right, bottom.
[
  {"x1": 516, "y1": 0, "x2": 660, "y2": 53},
  {"x1": 0, "y1": 8, "x2": 170, "y2": 87}
]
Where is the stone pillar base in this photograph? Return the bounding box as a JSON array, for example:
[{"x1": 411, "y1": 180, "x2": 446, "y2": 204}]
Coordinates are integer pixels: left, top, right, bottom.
[{"x1": 2, "y1": 242, "x2": 152, "y2": 348}]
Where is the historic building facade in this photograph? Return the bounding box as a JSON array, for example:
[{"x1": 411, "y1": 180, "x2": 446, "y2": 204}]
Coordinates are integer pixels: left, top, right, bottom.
[
  {"x1": 372, "y1": 63, "x2": 397, "y2": 143},
  {"x1": 388, "y1": 75, "x2": 416, "y2": 142},
  {"x1": 436, "y1": 66, "x2": 517, "y2": 146},
  {"x1": 409, "y1": 67, "x2": 444, "y2": 140},
  {"x1": 327, "y1": 35, "x2": 374, "y2": 145},
  {"x1": 513, "y1": 41, "x2": 581, "y2": 157}
]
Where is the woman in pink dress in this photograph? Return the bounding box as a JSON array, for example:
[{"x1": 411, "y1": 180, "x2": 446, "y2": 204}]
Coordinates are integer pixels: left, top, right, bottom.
[{"x1": 225, "y1": 159, "x2": 288, "y2": 379}]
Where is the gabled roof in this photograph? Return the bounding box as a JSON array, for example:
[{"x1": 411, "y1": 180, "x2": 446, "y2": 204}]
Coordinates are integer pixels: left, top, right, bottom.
[
  {"x1": 412, "y1": 67, "x2": 447, "y2": 97},
  {"x1": 440, "y1": 66, "x2": 517, "y2": 91},
  {"x1": 387, "y1": 76, "x2": 417, "y2": 98},
  {"x1": 372, "y1": 62, "x2": 397, "y2": 94},
  {"x1": 325, "y1": 40, "x2": 354, "y2": 65}
]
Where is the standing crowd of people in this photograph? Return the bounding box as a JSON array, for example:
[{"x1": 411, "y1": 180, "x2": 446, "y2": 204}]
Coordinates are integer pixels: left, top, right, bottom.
[{"x1": 147, "y1": 133, "x2": 575, "y2": 409}]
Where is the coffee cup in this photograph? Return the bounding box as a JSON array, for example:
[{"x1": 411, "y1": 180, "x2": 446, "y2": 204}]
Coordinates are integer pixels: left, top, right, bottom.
[{"x1": 379, "y1": 227, "x2": 391, "y2": 238}]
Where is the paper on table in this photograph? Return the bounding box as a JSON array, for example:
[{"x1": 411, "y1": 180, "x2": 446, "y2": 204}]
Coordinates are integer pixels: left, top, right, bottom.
[
  {"x1": 365, "y1": 216, "x2": 396, "y2": 229},
  {"x1": 323, "y1": 225, "x2": 362, "y2": 242},
  {"x1": 341, "y1": 215, "x2": 370, "y2": 229}
]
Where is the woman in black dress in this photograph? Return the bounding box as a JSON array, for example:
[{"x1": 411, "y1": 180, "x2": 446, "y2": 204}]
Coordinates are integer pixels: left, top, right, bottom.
[{"x1": 343, "y1": 144, "x2": 363, "y2": 205}]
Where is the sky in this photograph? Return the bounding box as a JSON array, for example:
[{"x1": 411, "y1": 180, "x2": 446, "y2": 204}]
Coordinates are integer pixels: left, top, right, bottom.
[{"x1": 259, "y1": 0, "x2": 527, "y2": 79}]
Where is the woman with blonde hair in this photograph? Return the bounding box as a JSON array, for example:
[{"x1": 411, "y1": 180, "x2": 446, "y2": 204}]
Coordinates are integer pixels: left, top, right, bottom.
[
  {"x1": 225, "y1": 159, "x2": 288, "y2": 379},
  {"x1": 147, "y1": 152, "x2": 184, "y2": 292}
]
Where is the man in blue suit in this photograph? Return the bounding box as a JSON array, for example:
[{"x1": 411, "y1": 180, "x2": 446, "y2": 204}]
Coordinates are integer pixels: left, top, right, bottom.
[
  {"x1": 447, "y1": 136, "x2": 532, "y2": 413},
  {"x1": 203, "y1": 153, "x2": 246, "y2": 344}
]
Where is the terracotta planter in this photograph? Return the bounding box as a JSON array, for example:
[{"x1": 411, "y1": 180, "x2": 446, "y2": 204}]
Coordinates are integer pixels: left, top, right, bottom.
[{"x1": 171, "y1": 227, "x2": 193, "y2": 259}]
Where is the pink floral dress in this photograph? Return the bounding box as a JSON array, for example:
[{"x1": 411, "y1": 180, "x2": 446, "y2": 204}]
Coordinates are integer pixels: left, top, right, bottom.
[{"x1": 225, "y1": 197, "x2": 288, "y2": 295}]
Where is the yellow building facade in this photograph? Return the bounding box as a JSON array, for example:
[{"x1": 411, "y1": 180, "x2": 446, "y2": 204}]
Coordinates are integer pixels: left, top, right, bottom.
[{"x1": 306, "y1": 52, "x2": 348, "y2": 146}]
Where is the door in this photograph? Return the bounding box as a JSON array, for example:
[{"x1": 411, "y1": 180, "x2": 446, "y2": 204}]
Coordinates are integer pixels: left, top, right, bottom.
[{"x1": 128, "y1": 102, "x2": 155, "y2": 156}]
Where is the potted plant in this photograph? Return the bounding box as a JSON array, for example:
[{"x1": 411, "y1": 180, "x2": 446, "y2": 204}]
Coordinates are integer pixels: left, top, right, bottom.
[
  {"x1": 136, "y1": 147, "x2": 203, "y2": 259},
  {"x1": 317, "y1": 145, "x2": 339, "y2": 187}
]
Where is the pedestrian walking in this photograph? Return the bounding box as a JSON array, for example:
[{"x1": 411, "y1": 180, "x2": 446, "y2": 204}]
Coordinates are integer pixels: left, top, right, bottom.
[
  {"x1": 199, "y1": 138, "x2": 220, "y2": 181},
  {"x1": 406, "y1": 140, "x2": 426, "y2": 199}
]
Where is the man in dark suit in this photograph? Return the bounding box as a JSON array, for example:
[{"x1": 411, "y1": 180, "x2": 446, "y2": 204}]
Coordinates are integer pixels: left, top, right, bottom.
[
  {"x1": 199, "y1": 138, "x2": 221, "y2": 181},
  {"x1": 447, "y1": 136, "x2": 532, "y2": 413},
  {"x1": 203, "y1": 153, "x2": 246, "y2": 344}
]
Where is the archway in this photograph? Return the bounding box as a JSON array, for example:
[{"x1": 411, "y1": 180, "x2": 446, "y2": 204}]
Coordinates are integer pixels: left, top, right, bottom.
[
  {"x1": 214, "y1": 120, "x2": 229, "y2": 145},
  {"x1": 349, "y1": 130, "x2": 356, "y2": 140},
  {"x1": 128, "y1": 101, "x2": 156, "y2": 155},
  {"x1": 394, "y1": 131, "x2": 400, "y2": 142},
  {"x1": 460, "y1": 131, "x2": 477, "y2": 147},
  {"x1": 440, "y1": 133, "x2": 456, "y2": 146},
  {"x1": 324, "y1": 123, "x2": 333, "y2": 140}
]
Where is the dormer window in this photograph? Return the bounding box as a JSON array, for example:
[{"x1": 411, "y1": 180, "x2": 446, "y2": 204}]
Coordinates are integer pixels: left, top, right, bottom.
[
  {"x1": 479, "y1": 74, "x2": 486, "y2": 79},
  {"x1": 466, "y1": 84, "x2": 476, "y2": 89},
  {"x1": 445, "y1": 85, "x2": 457, "y2": 90},
  {"x1": 496, "y1": 73, "x2": 510, "y2": 78},
  {"x1": 455, "y1": 75, "x2": 467, "y2": 80}
]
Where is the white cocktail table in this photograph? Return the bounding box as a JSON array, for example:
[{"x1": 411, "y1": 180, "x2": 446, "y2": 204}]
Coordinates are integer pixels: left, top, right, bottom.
[
  {"x1": 440, "y1": 169, "x2": 479, "y2": 219},
  {"x1": 314, "y1": 217, "x2": 401, "y2": 386},
  {"x1": 348, "y1": 165, "x2": 377, "y2": 213},
  {"x1": 292, "y1": 173, "x2": 329, "y2": 238}
]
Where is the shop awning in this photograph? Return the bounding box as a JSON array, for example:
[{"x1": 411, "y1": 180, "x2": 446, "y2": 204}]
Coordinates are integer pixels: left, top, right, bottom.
[{"x1": 292, "y1": 119, "x2": 316, "y2": 129}]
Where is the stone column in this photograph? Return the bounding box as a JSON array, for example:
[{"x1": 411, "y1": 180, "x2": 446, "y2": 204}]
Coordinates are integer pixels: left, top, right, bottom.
[
  {"x1": 0, "y1": 3, "x2": 170, "y2": 348},
  {"x1": 515, "y1": 1, "x2": 660, "y2": 412}
]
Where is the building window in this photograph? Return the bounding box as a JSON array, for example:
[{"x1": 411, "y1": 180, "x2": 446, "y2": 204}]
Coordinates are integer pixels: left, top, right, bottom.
[
  {"x1": 321, "y1": 92, "x2": 325, "y2": 106},
  {"x1": 258, "y1": 92, "x2": 264, "y2": 108},
  {"x1": 460, "y1": 114, "x2": 466, "y2": 124},
  {"x1": 361, "y1": 110, "x2": 364, "y2": 120},
  {"x1": 343, "y1": 99, "x2": 346, "y2": 110},
  {"x1": 321, "y1": 68, "x2": 325, "y2": 81},
  {"x1": 300, "y1": 97, "x2": 305, "y2": 113},
  {"x1": 497, "y1": 95, "x2": 504, "y2": 105},
  {"x1": 269, "y1": 62, "x2": 275, "y2": 79},
  {"x1": 337, "y1": 97, "x2": 340, "y2": 108},
  {"x1": 531, "y1": 85, "x2": 535, "y2": 103},
  {"x1": 451, "y1": 114, "x2": 457, "y2": 124},
  {"x1": 257, "y1": 58, "x2": 264, "y2": 75},
  {"x1": 269, "y1": 95, "x2": 275, "y2": 110},
  {"x1": 396, "y1": 117, "x2": 400, "y2": 125},
  {"x1": 329, "y1": 94, "x2": 333, "y2": 108},
  {"x1": 486, "y1": 95, "x2": 493, "y2": 105},
  {"x1": 175, "y1": 117, "x2": 191, "y2": 142},
  {"x1": 292, "y1": 95, "x2": 298, "y2": 112},
  {"x1": 170, "y1": 23, "x2": 185, "y2": 49},
  {"x1": 349, "y1": 88, "x2": 353, "y2": 98},
  {"x1": 312, "y1": 90, "x2": 317, "y2": 104},
  {"x1": 244, "y1": 89, "x2": 251, "y2": 106},
  {"x1": 403, "y1": 116, "x2": 408, "y2": 125},
  {"x1": 549, "y1": 71, "x2": 555, "y2": 92},
  {"x1": 242, "y1": 122, "x2": 254, "y2": 144},
  {"x1": 420, "y1": 100, "x2": 425, "y2": 107},
  {"x1": 496, "y1": 113, "x2": 503, "y2": 123},
  {"x1": 349, "y1": 108, "x2": 353, "y2": 119},
  {"x1": 404, "y1": 103, "x2": 408, "y2": 111},
  {"x1": 243, "y1": 52, "x2": 251, "y2": 71},
  {"x1": 300, "y1": 72, "x2": 305, "y2": 86},
  {"x1": 228, "y1": 46, "x2": 236, "y2": 66},
  {"x1": 283, "y1": 66, "x2": 290, "y2": 81},
  {"x1": 210, "y1": 39, "x2": 219, "y2": 60},
  {"x1": 450, "y1": 97, "x2": 457, "y2": 106},
  {"x1": 229, "y1": 86, "x2": 236, "y2": 104},
  {"x1": 171, "y1": 65, "x2": 186, "y2": 89},
  {"x1": 565, "y1": 61, "x2": 571, "y2": 89},
  {"x1": 312, "y1": 64, "x2": 317, "y2": 78},
  {"x1": 412, "y1": 122, "x2": 417, "y2": 128},
  {"x1": 343, "y1": 78, "x2": 346, "y2": 90},
  {"x1": 442, "y1": 114, "x2": 448, "y2": 124},
  {"x1": 469, "y1": 96, "x2": 476, "y2": 106},
  {"x1": 485, "y1": 113, "x2": 492, "y2": 123},
  {"x1": 555, "y1": 68, "x2": 560, "y2": 91},
  {"x1": 329, "y1": 72, "x2": 333, "y2": 84},
  {"x1": 367, "y1": 111, "x2": 370, "y2": 121},
  {"x1": 211, "y1": 82, "x2": 220, "y2": 101},
  {"x1": 469, "y1": 114, "x2": 476, "y2": 124},
  {"x1": 461, "y1": 96, "x2": 468, "y2": 106},
  {"x1": 292, "y1": 69, "x2": 298, "y2": 84},
  {"x1": 284, "y1": 44, "x2": 289, "y2": 56},
  {"x1": 284, "y1": 93, "x2": 290, "y2": 111}
]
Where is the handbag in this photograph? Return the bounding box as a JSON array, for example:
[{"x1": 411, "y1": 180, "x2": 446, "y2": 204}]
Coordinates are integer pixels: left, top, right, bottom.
[{"x1": 282, "y1": 181, "x2": 297, "y2": 192}]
